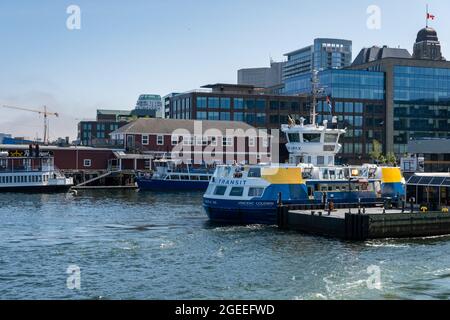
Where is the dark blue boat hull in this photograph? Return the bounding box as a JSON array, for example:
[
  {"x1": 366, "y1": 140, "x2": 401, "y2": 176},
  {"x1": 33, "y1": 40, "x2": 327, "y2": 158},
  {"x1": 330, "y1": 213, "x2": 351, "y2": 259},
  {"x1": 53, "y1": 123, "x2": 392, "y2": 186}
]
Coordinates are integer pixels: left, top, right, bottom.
[
  {"x1": 136, "y1": 178, "x2": 209, "y2": 191},
  {"x1": 203, "y1": 198, "x2": 282, "y2": 225}
]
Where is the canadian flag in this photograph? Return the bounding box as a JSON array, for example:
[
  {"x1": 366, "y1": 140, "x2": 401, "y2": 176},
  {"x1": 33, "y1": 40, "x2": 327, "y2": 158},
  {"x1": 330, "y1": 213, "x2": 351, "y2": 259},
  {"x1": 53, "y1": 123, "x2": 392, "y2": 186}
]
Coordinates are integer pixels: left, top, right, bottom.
[{"x1": 427, "y1": 13, "x2": 436, "y2": 20}]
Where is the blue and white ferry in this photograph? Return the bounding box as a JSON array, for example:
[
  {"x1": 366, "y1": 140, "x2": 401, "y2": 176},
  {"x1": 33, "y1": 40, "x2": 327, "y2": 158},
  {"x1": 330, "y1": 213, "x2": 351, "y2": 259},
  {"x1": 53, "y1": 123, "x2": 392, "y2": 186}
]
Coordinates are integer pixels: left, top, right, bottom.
[
  {"x1": 136, "y1": 159, "x2": 214, "y2": 192},
  {"x1": 203, "y1": 72, "x2": 406, "y2": 225}
]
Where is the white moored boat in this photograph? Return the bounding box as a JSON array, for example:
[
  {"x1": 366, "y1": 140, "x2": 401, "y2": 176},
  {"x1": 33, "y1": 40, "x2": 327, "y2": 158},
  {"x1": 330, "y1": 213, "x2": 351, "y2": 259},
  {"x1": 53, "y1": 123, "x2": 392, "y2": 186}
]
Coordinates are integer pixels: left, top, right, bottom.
[{"x1": 0, "y1": 146, "x2": 73, "y2": 193}]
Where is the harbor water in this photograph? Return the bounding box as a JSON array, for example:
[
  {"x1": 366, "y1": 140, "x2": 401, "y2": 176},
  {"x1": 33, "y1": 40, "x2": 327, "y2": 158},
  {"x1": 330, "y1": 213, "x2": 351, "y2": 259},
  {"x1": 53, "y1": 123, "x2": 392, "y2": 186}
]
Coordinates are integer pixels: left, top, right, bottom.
[{"x1": 1, "y1": 190, "x2": 450, "y2": 300}]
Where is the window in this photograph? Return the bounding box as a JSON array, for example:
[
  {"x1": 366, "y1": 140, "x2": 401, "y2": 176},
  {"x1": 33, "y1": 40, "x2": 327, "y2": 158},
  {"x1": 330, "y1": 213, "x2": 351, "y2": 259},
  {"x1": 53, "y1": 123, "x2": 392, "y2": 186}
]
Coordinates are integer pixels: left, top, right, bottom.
[
  {"x1": 234, "y1": 112, "x2": 244, "y2": 121},
  {"x1": 288, "y1": 133, "x2": 300, "y2": 143},
  {"x1": 223, "y1": 137, "x2": 233, "y2": 147},
  {"x1": 171, "y1": 135, "x2": 179, "y2": 146},
  {"x1": 234, "y1": 98, "x2": 244, "y2": 109},
  {"x1": 229, "y1": 187, "x2": 244, "y2": 197},
  {"x1": 208, "y1": 112, "x2": 220, "y2": 120},
  {"x1": 183, "y1": 136, "x2": 193, "y2": 146},
  {"x1": 157, "y1": 135, "x2": 164, "y2": 146},
  {"x1": 208, "y1": 97, "x2": 220, "y2": 108},
  {"x1": 248, "y1": 168, "x2": 261, "y2": 178},
  {"x1": 142, "y1": 135, "x2": 149, "y2": 145},
  {"x1": 324, "y1": 134, "x2": 338, "y2": 143},
  {"x1": 197, "y1": 97, "x2": 207, "y2": 109},
  {"x1": 220, "y1": 112, "x2": 231, "y2": 120},
  {"x1": 303, "y1": 134, "x2": 321, "y2": 143},
  {"x1": 249, "y1": 137, "x2": 256, "y2": 147},
  {"x1": 256, "y1": 99, "x2": 266, "y2": 111},
  {"x1": 220, "y1": 98, "x2": 230, "y2": 109},
  {"x1": 248, "y1": 187, "x2": 264, "y2": 197},
  {"x1": 270, "y1": 101, "x2": 279, "y2": 111},
  {"x1": 214, "y1": 186, "x2": 227, "y2": 196},
  {"x1": 210, "y1": 136, "x2": 217, "y2": 147},
  {"x1": 83, "y1": 159, "x2": 92, "y2": 167},
  {"x1": 196, "y1": 111, "x2": 207, "y2": 120}
]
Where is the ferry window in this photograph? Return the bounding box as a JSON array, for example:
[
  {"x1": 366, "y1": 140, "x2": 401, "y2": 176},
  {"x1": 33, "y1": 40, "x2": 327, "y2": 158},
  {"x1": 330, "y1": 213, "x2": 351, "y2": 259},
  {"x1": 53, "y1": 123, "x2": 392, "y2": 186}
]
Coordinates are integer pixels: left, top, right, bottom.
[
  {"x1": 170, "y1": 175, "x2": 180, "y2": 180},
  {"x1": 190, "y1": 176, "x2": 199, "y2": 181},
  {"x1": 199, "y1": 176, "x2": 210, "y2": 181},
  {"x1": 288, "y1": 133, "x2": 300, "y2": 143},
  {"x1": 214, "y1": 186, "x2": 227, "y2": 196},
  {"x1": 248, "y1": 167, "x2": 261, "y2": 178},
  {"x1": 248, "y1": 187, "x2": 264, "y2": 197},
  {"x1": 229, "y1": 187, "x2": 244, "y2": 197},
  {"x1": 303, "y1": 134, "x2": 321, "y2": 143},
  {"x1": 84, "y1": 159, "x2": 92, "y2": 167},
  {"x1": 324, "y1": 134, "x2": 338, "y2": 143},
  {"x1": 317, "y1": 156, "x2": 325, "y2": 166},
  {"x1": 180, "y1": 175, "x2": 189, "y2": 180}
]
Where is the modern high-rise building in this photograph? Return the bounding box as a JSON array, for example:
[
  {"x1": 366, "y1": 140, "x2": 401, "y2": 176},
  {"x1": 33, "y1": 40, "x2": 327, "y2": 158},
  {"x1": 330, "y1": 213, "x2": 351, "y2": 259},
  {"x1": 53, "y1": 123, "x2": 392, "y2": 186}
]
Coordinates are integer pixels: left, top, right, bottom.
[
  {"x1": 135, "y1": 94, "x2": 163, "y2": 118},
  {"x1": 238, "y1": 61, "x2": 284, "y2": 88},
  {"x1": 281, "y1": 26, "x2": 450, "y2": 163},
  {"x1": 283, "y1": 38, "x2": 352, "y2": 82}
]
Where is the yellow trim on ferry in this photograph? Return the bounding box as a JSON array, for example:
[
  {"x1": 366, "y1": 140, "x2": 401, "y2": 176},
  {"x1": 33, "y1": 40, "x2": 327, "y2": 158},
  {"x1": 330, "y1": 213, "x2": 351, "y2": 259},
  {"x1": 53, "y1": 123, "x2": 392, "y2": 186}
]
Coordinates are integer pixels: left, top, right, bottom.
[
  {"x1": 381, "y1": 168, "x2": 403, "y2": 183},
  {"x1": 261, "y1": 167, "x2": 303, "y2": 185}
]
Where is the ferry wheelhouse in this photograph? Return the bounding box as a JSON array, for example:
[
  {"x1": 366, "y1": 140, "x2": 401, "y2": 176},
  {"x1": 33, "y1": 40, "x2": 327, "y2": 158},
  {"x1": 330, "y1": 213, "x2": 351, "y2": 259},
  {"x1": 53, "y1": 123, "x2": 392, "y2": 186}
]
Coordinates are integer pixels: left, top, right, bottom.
[
  {"x1": 203, "y1": 71, "x2": 406, "y2": 225},
  {"x1": 0, "y1": 148, "x2": 73, "y2": 193},
  {"x1": 136, "y1": 159, "x2": 214, "y2": 191}
]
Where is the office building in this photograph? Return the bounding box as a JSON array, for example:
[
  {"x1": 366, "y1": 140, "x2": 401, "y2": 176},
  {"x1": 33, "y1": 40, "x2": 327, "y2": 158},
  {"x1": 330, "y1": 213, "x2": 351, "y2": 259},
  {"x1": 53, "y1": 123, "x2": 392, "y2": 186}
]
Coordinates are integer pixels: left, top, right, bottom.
[
  {"x1": 283, "y1": 38, "x2": 352, "y2": 81},
  {"x1": 349, "y1": 26, "x2": 450, "y2": 155},
  {"x1": 165, "y1": 83, "x2": 309, "y2": 130},
  {"x1": 135, "y1": 94, "x2": 163, "y2": 118},
  {"x1": 238, "y1": 61, "x2": 284, "y2": 88}
]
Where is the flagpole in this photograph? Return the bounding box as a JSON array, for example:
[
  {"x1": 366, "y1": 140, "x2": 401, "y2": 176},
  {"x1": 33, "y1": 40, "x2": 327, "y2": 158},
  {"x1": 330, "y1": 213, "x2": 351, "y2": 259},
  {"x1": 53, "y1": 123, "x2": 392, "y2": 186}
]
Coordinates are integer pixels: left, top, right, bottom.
[{"x1": 426, "y1": 4, "x2": 429, "y2": 28}]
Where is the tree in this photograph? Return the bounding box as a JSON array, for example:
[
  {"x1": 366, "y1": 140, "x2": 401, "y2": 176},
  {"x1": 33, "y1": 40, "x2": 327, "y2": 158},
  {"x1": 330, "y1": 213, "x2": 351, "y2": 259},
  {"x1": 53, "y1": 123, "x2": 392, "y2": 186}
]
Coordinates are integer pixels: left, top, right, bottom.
[
  {"x1": 369, "y1": 140, "x2": 385, "y2": 164},
  {"x1": 386, "y1": 152, "x2": 397, "y2": 166}
]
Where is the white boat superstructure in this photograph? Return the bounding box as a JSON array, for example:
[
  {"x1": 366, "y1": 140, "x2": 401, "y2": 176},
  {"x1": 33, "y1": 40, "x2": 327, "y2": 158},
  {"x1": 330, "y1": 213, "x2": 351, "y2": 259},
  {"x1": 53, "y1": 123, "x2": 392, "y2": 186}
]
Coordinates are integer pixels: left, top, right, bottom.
[{"x1": 0, "y1": 150, "x2": 73, "y2": 192}]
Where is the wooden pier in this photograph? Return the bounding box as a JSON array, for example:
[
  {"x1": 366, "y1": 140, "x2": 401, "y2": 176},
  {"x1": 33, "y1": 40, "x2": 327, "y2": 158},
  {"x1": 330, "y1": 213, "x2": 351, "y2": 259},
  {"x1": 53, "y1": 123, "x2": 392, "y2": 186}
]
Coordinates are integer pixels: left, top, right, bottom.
[{"x1": 277, "y1": 203, "x2": 450, "y2": 241}]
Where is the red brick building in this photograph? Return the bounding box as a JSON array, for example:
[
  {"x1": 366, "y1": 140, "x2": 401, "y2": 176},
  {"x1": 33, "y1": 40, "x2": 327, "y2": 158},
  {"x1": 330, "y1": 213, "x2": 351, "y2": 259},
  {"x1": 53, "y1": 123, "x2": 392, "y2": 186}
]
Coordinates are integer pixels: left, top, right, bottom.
[{"x1": 110, "y1": 118, "x2": 274, "y2": 165}]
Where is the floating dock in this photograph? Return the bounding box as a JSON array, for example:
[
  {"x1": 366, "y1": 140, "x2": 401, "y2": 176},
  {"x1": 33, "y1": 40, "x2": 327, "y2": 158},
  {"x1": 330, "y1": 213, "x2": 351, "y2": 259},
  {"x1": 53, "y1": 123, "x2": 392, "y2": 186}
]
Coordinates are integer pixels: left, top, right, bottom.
[{"x1": 277, "y1": 204, "x2": 450, "y2": 240}]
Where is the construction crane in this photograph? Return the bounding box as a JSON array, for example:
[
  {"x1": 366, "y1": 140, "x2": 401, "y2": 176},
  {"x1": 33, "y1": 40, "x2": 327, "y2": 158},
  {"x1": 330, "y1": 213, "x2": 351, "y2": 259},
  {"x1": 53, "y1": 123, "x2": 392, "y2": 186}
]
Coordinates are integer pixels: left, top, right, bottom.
[{"x1": 2, "y1": 105, "x2": 59, "y2": 144}]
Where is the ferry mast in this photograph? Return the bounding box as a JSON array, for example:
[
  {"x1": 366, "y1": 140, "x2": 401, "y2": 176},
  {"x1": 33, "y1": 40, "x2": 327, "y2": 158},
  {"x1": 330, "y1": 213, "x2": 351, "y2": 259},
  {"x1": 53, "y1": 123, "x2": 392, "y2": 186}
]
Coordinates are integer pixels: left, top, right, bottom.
[{"x1": 310, "y1": 70, "x2": 322, "y2": 126}]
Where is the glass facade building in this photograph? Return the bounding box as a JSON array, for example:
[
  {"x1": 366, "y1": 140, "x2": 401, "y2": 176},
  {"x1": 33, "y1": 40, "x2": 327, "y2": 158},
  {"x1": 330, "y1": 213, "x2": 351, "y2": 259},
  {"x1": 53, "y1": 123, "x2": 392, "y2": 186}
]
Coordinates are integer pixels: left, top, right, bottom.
[
  {"x1": 283, "y1": 38, "x2": 352, "y2": 81},
  {"x1": 281, "y1": 69, "x2": 386, "y2": 164},
  {"x1": 393, "y1": 66, "x2": 450, "y2": 154},
  {"x1": 284, "y1": 69, "x2": 385, "y2": 99}
]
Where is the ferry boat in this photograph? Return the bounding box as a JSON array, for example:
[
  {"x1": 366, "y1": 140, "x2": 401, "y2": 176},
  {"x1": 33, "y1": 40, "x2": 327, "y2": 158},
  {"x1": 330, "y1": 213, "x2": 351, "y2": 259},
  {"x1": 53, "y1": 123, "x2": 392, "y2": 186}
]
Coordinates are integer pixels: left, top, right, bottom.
[
  {"x1": 203, "y1": 72, "x2": 406, "y2": 225},
  {"x1": 136, "y1": 159, "x2": 214, "y2": 191},
  {"x1": 0, "y1": 147, "x2": 73, "y2": 193}
]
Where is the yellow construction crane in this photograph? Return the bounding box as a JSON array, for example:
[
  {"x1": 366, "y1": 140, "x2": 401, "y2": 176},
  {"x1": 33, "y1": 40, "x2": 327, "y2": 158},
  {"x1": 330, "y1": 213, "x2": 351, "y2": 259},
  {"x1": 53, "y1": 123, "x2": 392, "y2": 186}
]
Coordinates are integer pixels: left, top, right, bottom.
[{"x1": 2, "y1": 105, "x2": 59, "y2": 144}]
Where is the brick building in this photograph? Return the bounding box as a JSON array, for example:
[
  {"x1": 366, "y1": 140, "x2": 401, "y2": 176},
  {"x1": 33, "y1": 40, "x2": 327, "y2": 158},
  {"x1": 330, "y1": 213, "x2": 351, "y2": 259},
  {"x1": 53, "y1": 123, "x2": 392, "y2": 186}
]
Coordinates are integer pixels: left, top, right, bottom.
[{"x1": 110, "y1": 118, "x2": 273, "y2": 165}]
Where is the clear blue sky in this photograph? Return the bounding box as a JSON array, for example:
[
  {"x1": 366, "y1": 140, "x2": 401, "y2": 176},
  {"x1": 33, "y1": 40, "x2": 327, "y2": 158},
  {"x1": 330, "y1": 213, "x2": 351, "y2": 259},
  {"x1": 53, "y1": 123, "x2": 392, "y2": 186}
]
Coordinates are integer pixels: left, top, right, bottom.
[{"x1": 0, "y1": 0, "x2": 448, "y2": 140}]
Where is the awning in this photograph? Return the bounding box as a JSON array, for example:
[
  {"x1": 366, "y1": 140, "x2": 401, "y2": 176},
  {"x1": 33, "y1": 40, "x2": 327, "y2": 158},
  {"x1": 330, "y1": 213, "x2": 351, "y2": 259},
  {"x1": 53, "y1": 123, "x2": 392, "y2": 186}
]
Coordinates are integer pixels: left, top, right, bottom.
[
  {"x1": 113, "y1": 151, "x2": 154, "y2": 160},
  {"x1": 407, "y1": 175, "x2": 450, "y2": 187}
]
